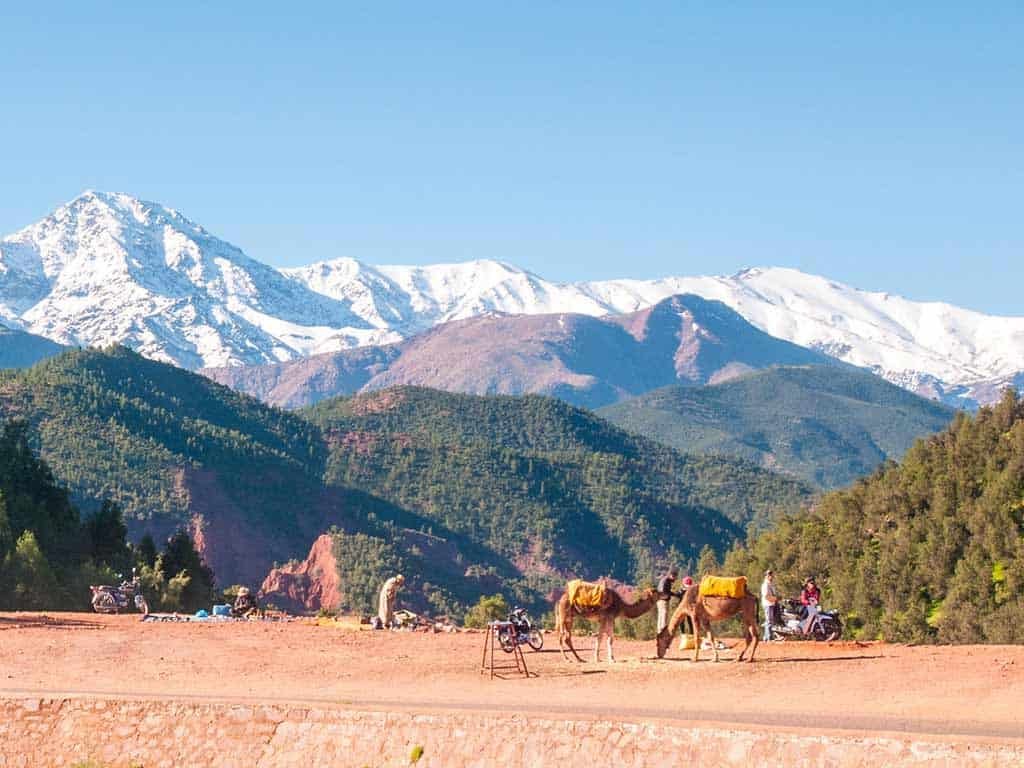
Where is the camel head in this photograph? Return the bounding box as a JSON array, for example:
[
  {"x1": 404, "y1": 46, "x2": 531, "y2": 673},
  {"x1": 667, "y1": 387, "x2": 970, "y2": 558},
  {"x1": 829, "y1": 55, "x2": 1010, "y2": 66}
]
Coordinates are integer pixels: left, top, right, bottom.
[
  {"x1": 640, "y1": 587, "x2": 658, "y2": 602},
  {"x1": 655, "y1": 628, "x2": 671, "y2": 658}
]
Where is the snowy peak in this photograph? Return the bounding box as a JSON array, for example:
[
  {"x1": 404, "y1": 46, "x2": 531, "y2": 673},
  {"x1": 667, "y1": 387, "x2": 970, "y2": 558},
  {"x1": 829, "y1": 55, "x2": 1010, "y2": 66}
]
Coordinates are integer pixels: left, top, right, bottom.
[
  {"x1": 2, "y1": 191, "x2": 1022, "y2": 408},
  {"x1": 0, "y1": 191, "x2": 397, "y2": 368}
]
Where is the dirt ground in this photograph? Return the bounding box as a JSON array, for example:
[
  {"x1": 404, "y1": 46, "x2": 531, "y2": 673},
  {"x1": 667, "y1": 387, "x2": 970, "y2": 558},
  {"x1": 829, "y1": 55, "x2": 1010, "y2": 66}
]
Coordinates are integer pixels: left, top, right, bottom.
[{"x1": 1, "y1": 613, "x2": 1022, "y2": 741}]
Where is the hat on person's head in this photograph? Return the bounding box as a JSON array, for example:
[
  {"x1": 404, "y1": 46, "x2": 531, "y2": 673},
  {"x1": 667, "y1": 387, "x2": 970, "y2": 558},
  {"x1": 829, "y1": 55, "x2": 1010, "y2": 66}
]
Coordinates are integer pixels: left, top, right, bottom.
[{"x1": 682, "y1": 576, "x2": 694, "y2": 588}]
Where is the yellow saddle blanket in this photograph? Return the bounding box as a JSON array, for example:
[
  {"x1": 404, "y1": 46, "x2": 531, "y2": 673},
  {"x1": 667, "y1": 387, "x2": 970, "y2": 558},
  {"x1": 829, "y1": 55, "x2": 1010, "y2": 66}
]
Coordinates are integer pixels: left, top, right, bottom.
[
  {"x1": 699, "y1": 575, "x2": 748, "y2": 599},
  {"x1": 567, "y1": 579, "x2": 609, "y2": 609}
]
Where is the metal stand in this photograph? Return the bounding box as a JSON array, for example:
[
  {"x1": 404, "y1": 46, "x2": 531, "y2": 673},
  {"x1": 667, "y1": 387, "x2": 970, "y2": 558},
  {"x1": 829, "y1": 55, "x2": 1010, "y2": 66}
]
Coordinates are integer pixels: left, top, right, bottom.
[{"x1": 480, "y1": 621, "x2": 533, "y2": 679}]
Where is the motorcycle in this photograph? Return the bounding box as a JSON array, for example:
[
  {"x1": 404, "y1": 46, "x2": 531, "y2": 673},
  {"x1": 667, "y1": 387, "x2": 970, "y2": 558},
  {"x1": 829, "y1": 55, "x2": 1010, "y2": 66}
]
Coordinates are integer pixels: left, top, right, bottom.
[
  {"x1": 497, "y1": 607, "x2": 544, "y2": 653},
  {"x1": 769, "y1": 598, "x2": 842, "y2": 641},
  {"x1": 90, "y1": 570, "x2": 149, "y2": 615}
]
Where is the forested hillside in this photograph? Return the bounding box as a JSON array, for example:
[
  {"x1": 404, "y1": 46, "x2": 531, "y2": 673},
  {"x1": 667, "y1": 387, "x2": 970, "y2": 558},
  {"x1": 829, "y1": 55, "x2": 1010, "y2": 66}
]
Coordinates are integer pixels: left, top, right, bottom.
[
  {"x1": 600, "y1": 366, "x2": 954, "y2": 487},
  {"x1": 307, "y1": 387, "x2": 811, "y2": 600},
  {"x1": 0, "y1": 347, "x2": 812, "y2": 615},
  {"x1": 725, "y1": 389, "x2": 1024, "y2": 643}
]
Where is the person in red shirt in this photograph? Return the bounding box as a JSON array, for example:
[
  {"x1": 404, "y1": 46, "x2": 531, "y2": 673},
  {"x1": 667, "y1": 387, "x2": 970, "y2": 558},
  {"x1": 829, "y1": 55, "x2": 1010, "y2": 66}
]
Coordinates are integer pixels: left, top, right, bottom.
[{"x1": 800, "y1": 577, "x2": 821, "y2": 634}]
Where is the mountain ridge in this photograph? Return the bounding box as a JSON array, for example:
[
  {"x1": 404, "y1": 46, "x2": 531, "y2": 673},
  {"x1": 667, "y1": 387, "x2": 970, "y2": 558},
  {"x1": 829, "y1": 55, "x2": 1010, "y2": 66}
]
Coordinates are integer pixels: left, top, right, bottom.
[
  {"x1": 3, "y1": 191, "x2": 1021, "y2": 407},
  {"x1": 203, "y1": 294, "x2": 837, "y2": 409},
  {"x1": 598, "y1": 365, "x2": 955, "y2": 488}
]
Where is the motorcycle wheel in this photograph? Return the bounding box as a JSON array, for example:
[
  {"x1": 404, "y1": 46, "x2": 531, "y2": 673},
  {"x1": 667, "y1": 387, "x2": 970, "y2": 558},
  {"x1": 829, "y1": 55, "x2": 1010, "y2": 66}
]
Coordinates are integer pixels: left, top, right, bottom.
[
  {"x1": 92, "y1": 592, "x2": 117, "y2": 614},
  {"x1": 825, "y1": 619, "x2": 842, "y2": 642},
  {"x1": 497, "y1": 628, "x2": 516, "y2": 653},
  {"x1": 527, "y1": 628, "x2": 544, "y2": 651}
]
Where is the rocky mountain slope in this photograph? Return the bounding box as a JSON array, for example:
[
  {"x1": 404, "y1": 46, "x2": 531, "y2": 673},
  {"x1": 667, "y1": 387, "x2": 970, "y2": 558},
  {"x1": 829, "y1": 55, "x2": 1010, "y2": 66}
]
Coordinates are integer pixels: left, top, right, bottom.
[
  {"x1": 599, "y1": 365, "x2": 955, "y2": 488},
  {"x1": 0, "y1": 347, "x2": 808, "y2": 611},
  {"x1": 203, "y1": 294, "x2": 835, "y2": 409},
  {"x1": 4, "y1": 191, "x2": 1021, "y2": 407}
]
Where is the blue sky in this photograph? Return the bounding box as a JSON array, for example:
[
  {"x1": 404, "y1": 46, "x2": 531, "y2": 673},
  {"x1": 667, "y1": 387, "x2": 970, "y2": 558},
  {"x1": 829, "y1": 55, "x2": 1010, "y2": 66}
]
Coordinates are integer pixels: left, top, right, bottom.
[{"x1": 2, "y1": 3, "x2": 1021, "y2": 314}]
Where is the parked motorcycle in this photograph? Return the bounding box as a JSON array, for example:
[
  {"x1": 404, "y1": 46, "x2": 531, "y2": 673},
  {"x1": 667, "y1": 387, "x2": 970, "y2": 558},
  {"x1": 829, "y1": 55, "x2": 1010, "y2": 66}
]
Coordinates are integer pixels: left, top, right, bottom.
[
  {"x1": 90, "y1": 570, "x2": 149, "y2": 615},
  {"x1": 770, "y1": 598, "x2": 842, "y2": 641},
  {"x1": 498, "y1": 607, "x2": 544, "y2": 653}
]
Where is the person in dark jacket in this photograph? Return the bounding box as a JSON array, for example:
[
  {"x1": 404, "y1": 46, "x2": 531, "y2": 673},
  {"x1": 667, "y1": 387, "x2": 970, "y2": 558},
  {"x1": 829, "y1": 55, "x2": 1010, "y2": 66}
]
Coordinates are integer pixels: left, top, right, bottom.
[{"x1": 656, "y1": 567, "x2": 681, "y2": 633}]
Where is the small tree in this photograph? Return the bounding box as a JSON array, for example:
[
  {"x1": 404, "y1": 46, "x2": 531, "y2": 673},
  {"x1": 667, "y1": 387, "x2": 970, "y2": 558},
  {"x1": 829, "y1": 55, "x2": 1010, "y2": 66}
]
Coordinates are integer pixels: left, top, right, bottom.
[
  {"x1": 463, "y1": 594, "x2": 509, "y2": 628},
  {"x1": 697, "y1": 544, "x2": 720, "y2": 577},
  {"x1": 134, "y1": 533, "x2": 158, "y2": 569},
  {"x1": 160, "y1": 530, "x2": 215, "y2": 613},
  {"x1": 1, "y1": 531, "x2": 60, "y2": 610},
  {"x1": 83, "y1": 500, "x2": 131, "y2": 572}
]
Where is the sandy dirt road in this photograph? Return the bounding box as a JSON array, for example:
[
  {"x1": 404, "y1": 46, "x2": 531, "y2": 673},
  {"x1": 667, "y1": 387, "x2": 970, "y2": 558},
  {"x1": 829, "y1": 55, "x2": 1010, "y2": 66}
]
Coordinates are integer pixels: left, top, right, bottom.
[{"x1": 1, "y1": 613, "x2": 1021, "y2": 741}]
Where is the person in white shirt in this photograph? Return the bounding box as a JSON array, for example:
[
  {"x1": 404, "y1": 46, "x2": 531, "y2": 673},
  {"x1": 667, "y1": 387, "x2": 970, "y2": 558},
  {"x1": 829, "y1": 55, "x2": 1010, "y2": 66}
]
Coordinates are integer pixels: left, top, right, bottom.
[{"x1": 760, "y1": 569, "x2": 779, "y2": 641}]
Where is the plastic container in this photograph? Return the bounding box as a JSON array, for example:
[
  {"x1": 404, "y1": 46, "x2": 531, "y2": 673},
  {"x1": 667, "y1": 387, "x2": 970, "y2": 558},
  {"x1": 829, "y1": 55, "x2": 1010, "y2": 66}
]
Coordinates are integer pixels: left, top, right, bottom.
[{"x1": 212, "y1": 604, "x2": 231, "y2": 617}]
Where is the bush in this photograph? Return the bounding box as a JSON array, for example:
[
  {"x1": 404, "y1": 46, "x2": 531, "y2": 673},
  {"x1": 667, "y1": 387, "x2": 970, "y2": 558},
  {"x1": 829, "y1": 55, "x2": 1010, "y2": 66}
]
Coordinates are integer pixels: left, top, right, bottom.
[{"x1": 463, "y1": 594, "x2": 508, "y2": 628}]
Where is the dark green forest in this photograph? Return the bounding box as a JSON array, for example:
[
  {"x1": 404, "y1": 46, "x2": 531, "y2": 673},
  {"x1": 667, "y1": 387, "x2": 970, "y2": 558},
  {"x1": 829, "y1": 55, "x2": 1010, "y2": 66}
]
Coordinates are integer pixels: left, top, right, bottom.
[
  {"x1": 0, "y1": 418, "x2": 213, "y2": 612},
  {"x1": 308, "y1": 387, "x2": 810, "y2": 601},
  {"x1": 0, "y1": 348, "x2": 810, "y2": 616},
  {"x1": 725, "y1": 389, "x2": 1024, "y2": 643},
  {"x1": 599, "y1": 365, "x2": 954, "y2": 488}
]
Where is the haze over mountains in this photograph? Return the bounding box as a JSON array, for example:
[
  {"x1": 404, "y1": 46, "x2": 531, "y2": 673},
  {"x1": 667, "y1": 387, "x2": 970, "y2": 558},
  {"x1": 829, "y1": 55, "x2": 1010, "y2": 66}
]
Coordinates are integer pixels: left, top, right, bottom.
[{"x1": 2, "y1": 191, "x2": 1022, "y2": 408}]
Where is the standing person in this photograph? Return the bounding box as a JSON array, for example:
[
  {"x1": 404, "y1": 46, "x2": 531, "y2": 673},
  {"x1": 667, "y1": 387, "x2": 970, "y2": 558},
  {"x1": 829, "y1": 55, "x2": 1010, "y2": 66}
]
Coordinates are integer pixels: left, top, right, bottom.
[
  {"x1": 800, "y1": 576, "x2": 821, "y2": 634},
  {"x1": 760, "y1": 569, "x2": 779, "y2": 641},
  {"x1": 656, "y1": 567, "x2": 680, "y2": 634},
  {"x1": 378, "y1": 574, "x2": 405, "y2": 628}
]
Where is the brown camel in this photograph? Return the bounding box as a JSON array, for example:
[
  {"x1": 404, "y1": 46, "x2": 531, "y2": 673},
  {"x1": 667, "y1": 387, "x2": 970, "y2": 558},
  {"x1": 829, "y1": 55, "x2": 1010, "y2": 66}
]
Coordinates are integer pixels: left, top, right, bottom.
[
  {"x1": 556, "y1": 583, "x2": 658, "y2": 663},
  {"x1": 655, "y1": 582, "x2": 760, "y2": 663}
]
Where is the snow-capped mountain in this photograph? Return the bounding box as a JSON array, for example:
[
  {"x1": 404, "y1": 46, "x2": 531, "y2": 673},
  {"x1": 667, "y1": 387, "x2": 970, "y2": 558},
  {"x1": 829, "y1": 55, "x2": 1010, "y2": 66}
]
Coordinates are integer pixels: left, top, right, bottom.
[
  {"x1": 2, "y1": 191, "x2": 1022, "y2": 406},
  {"x1": 0, "y1": 191, "x2": 400, "y2": 368}
]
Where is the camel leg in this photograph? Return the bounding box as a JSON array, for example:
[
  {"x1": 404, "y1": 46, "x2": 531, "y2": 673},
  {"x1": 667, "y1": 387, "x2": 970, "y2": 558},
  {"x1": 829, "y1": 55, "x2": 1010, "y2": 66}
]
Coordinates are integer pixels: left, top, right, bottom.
[
  {"x1": 604, "y1": 617, "x2": 615, "y2": 663},
  {"x1": 737, "y1": 620, "x2": 750, "y2": 662},
  {"x1": 593, "y1": 620, "x2": 602, "y2": 663},
  {"x1": 746, "y1": 613, "x2": 760, "y2": 663},
  {"x1": 706, "y1": 621, "x2": 720, "y2": 663},
  {"x1": 559, "y1": 610, "x2": 584, "y2": 663},
  {"x1": 692, "y1": 612, "x2": 701, "y2": 663}
]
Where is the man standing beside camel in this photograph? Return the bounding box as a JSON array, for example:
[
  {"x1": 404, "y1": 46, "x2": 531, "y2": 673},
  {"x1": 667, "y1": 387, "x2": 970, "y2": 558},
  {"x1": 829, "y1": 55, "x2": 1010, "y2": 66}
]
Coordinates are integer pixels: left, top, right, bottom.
[{"x1": 656, "y1": 567, "x2": 682, "y2": 634}]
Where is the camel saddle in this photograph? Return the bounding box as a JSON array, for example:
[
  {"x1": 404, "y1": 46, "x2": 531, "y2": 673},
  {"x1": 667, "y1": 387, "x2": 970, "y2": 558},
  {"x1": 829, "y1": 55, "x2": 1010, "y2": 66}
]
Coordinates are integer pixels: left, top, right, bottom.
[
  {"x1": 566, "y1": 579, "x2": 610, "y2": 610},
  {"x1": 698, "y1": 575, "x2": 748, "y2": 600}
]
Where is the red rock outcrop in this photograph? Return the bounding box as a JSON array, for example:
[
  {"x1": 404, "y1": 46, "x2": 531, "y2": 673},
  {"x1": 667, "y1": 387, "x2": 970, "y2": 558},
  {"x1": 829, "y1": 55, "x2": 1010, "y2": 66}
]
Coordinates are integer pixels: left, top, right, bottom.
[{"x1": 259, "y1": 534, "x2": 342, "y2": 613}]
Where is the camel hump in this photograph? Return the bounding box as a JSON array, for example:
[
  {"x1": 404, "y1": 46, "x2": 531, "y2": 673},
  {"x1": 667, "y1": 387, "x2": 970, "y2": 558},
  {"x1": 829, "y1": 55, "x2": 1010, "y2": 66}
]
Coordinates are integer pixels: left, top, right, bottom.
[
  {"x1": 567, "y1": 579, "x2": 609, "y2": 608},
  {"x1": 699, "y1": 575, "x2": 748, "y2": 599}
]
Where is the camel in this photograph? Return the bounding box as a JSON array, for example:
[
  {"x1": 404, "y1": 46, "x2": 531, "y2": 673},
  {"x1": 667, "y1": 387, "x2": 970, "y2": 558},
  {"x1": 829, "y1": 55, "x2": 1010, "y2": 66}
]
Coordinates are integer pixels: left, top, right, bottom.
[
  {"x1": 655, "y1": 582, "x2": 760, "y2": 663},
  {"x1": 556, "y1": 582, "x2": 658, "y2": 663}
]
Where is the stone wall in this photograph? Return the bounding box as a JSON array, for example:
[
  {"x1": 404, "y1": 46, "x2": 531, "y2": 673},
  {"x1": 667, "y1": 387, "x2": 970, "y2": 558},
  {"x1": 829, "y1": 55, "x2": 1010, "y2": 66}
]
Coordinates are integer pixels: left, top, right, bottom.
[{"x1": 1, "y1": 696, "x2": 1021, "y2": 768}]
